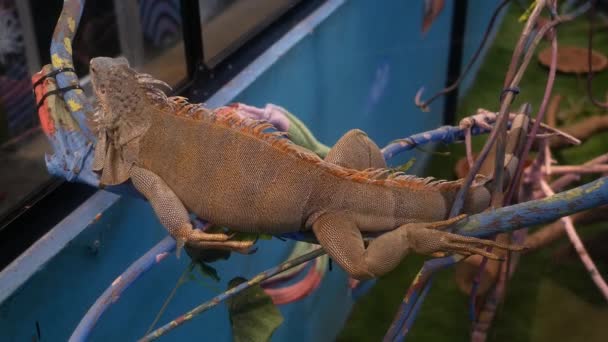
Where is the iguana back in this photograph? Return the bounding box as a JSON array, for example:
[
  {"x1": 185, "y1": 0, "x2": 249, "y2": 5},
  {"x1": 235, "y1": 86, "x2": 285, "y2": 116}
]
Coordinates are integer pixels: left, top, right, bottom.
[{"x1": 136, "y1": 100, "x2": 485, "y2": 234}]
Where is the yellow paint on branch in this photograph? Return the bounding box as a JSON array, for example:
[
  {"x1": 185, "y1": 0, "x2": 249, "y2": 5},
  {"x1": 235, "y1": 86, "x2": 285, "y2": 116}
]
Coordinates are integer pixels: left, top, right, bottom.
[
  {"x1": 51, "y1": 53, "x2": 72, "y2": 68},
  {"x1": 585, "y1": 178, "x2": 605, "y2": 194},
  {"x1": 68, "y1": 17, "x2": 76, "y2": 32},
  {"x1": 64, "y1": 38, "x2": 72, "y2": 55},
  {"x1": 67, "y1": 99, "x2": 83, "y2": 112}
]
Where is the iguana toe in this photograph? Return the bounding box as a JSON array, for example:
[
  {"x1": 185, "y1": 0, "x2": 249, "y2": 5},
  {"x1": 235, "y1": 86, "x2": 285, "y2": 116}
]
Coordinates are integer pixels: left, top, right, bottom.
[
  {"x1": 407, "y1": 227, "x2": 524, "y2": 259},
  {"x1": 185, "y1": 239, "x2": 256, "y2": 254}
]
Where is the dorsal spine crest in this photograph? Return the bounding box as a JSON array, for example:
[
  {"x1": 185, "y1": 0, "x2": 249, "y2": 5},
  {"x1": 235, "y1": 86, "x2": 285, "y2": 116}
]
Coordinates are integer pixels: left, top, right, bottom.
[{"x1": 144, "y1": 84, "x2": 460, "y2": 192}]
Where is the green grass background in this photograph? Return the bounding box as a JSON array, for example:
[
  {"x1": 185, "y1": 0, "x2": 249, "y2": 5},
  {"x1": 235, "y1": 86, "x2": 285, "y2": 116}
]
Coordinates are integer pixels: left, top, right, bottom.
[{"x1": 339, "y1": 5, "x2": 608, "y2": 341}]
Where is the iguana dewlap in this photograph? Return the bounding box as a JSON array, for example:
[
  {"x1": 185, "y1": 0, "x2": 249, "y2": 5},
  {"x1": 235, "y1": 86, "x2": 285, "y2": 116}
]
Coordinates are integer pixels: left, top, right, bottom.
[{"x1": 89, "y1": 57, "x2": 525, "y2": 280}]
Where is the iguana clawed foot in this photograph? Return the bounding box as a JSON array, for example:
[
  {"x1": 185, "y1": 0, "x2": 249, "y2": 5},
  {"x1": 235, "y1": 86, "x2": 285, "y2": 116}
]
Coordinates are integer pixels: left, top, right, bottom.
[
  {"x1": 173, "y1": 223, "x2": 256, "y2": 257},
  {"x1": 407, "y1": 225, "x2": 525, "y2": 261}
]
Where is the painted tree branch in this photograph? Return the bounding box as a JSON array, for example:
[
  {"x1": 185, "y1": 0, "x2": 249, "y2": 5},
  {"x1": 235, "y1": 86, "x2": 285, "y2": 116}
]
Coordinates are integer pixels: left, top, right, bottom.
[
  {"x1": 139, "y1": 248, "x2": 327, "y2": 342},
  {"x1": 539, "y1": 180, "x2": 608, "y2": 300},
  {"x1": 549, "y1": 115, "x2": 608, "y2": 149},
  {"x1": 524, "y1": 205, "x2": 608, "y2": 249},
  {"x1": 69, "y1": 236, "x2": 175, "y2": 342},
  {"x1": 451, "y1": 177, "x2": 608, "y2": 237},
  {"x1": 388, "y1": 3, "x2": 585, "y2": 337}
]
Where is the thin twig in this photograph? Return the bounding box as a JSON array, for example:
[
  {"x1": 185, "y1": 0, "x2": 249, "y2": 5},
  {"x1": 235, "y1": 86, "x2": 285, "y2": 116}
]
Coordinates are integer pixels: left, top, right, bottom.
[
  {"x1": 139, "y1": 248, "x2": 326, "y2": 342},
  {"x1": 505, "y1": 13, "x2": 561, "y2": 203},
  {"x1": 450, "y1": 12, "x2": 567, "y2": 216},
  {"x1": 539, "y1": 180, "x2": 608, "y2": 300},
  {"x1": 69, "y1": 237, "x2": 176, "y2": 341},
  {"x1": 546, "y1": 164, "x2": 608, "y2": 174},
  {"x1": 473, "y1": 109, "x2": 580, "y2": 145},
  {"x1": 503, "y1": 0, "x2": 547, "y2": 87},
  {"x1": 415, "y1": 0, "x2": 512, "y2": 111},
  {"x1": 548, "y1": 153, "x2": 608, "y2": 191},
  {"x1": 146, "y1": 263, "x2": 195, "y2": 334}
]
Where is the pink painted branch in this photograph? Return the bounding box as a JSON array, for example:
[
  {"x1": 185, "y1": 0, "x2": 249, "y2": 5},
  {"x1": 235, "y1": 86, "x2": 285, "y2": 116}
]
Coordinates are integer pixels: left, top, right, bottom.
[
  {"x1": 470, "y1": 8, "x2": 559, "y2": 328},
  {"x1": 539, "y1": 180, "x2": 608, "y2": 301},
  {"x1": 262, "y1": 257, "x2": 323, "y2": 305},
  {"x1": 503, "y1": 0, "x2": 547, "y2": 86},
  {"x1": 548, "y1": 153, "x2": 608, "y2": 191},
  {"x1": 549, "y1": 174, "x2": 581, "y2": 191},
  {"x1": 505, "y1": 27, "x2": 559, "y2": 204},
  {"x1": 546, "y1": 164, "x2": 608, "y2": 174},
  {"x1": 465, "y1": 129, "x2": 475, "y2": 168},
  {"x1": 471, "y1": 261, "x2": 508, "y2": 342},
  {"x1": 465, "y1": 109, "x2": 580, "y2": 145}
]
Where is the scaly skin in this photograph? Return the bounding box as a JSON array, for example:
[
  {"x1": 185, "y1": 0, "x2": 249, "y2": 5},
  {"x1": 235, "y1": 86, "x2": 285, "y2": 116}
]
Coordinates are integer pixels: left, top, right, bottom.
[{"x1": 89, "y1": 57, "x2": 526, "y2": 280}]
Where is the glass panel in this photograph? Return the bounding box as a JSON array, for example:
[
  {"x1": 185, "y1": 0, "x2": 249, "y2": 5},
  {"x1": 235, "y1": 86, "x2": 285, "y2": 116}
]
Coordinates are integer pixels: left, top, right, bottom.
[
  {"x1": 199, "y1": 0, "x2": 302, "y2": 67},
  {"x1": 127, "y1": 0, "x2": 187, "y2": 85},
  {"x1": 0, "y1": 0, "x2": 50, "y2": 219},
  {"x1": 0, "y1": 0, "x2": 187, "y2": 220}
]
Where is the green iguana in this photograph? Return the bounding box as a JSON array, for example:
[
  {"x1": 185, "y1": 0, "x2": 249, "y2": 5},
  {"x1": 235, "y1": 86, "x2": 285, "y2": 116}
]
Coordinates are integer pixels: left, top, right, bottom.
[{"x1": 89, "y1": 57, "x2": 526, "y2": 280}]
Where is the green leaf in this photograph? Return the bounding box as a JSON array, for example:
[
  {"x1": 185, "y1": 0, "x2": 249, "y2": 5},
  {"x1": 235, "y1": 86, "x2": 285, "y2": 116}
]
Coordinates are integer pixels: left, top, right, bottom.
[
  {"x1": 414, "y1": 145, "x2": 451, "y2": 157},
  {"x1": 231, "y1": 232, "x2": 259, "y2": 241},
  {"x1": 391, "y1": 158, "x2": 417, "y2": 173},
  {"x1": 258, "y1": 234, "x2": 273, "y2": 240},
  {"x1": 197, "y1": 262, "x2": 221, "y2": 282},
  {"x1": 231, "y1": 232, "x2": 272, "y2": 241},
  {"x1": 227, "y1": 277, "x2": 284, "y2": 342}
]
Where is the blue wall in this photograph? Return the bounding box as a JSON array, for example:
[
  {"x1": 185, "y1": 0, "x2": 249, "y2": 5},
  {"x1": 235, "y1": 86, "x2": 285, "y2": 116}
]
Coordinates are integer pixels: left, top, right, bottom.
[
  {"x1": 0, "y1": 1, "x2": 504, "y2": 341},
  {"x1": 459, "y1": 1, "x2": 509, "y2": 98},
  {"x1": 236, "y1": 0, "x2": 454, "y2": 152}
]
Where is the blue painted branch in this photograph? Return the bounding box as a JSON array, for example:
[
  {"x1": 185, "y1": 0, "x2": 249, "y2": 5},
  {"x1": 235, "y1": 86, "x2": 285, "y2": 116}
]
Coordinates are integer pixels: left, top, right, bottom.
[
  {"x1": 45, "y1": 0, "x2": 97, "y2": 184},
  {"x1": 455, "y1": 177, "x2": 608, "y2": 237},
  {"x1": 381, "y1": 125, "x2": 489, "y2": 160},
  {"x1": 384, "y1": 255, "x2": 461, "y2": 341},
  {"x1": 50, "y1": 0, "x2": 93, "y2": 137},
  {"x1": 69, "y1": 236, "x2": 176, "y2": 342}
]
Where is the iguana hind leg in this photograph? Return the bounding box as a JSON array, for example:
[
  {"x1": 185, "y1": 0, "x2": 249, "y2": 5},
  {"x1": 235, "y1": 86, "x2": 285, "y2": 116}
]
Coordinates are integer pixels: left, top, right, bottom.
[
  {"x1": 312, "y1": 212, "x2": 522, "y2": 280},
  {"x1": 130, "y1": 165, "x2": 254, "y2": 254},
  {"x1": 325, "y1": 129, "x2": 387, "y2": 169}
]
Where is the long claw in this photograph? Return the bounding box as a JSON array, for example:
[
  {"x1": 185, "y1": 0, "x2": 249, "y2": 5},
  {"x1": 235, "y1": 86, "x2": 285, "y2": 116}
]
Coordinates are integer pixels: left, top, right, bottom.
[
  {"x1": 454, "y1": 245, "x2": 502, "y2": 261},
  {"x1": 185, "y1": 239, "x2": 256, "y2": 254},
  {"x1": 176, "y1": 238, "x2": 186, "y2": 259},
  {"x1": 191, "y1": 230, "x2": 234, "y2": 242},
  {"x1": 448, "y1": 233, "x2": 525, "y2": 253},
  {"x1": 427, "y1": 214, "x2": 468, "y2": 230}
]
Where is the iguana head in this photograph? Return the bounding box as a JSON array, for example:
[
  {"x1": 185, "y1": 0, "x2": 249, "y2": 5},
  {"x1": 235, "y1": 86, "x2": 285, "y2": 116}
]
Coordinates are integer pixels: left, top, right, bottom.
[{"x1": 89, "y1": 56, "x2": 171, "y2": 185}]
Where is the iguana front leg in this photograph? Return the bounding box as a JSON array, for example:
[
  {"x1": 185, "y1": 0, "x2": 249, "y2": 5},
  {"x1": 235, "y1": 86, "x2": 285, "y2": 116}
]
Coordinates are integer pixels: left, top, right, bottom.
[
  {"x1": 312, "y1": 213, "x2": 521, "y2": 280},
  {"x1": 129, "y1": 165, "x2": 254, "y2": 254}
]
